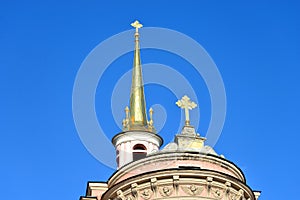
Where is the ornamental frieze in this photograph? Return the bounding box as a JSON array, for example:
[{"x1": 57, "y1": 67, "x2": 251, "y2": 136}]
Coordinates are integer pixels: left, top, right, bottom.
[{"x1": 108, "y1": 172, "x2": 254, "y2": 200}]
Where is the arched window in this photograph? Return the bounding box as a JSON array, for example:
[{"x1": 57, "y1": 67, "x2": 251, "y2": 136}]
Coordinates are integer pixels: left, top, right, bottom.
[
  {"x1": 132, "y1": 144, "x2": 147, "y2": 161},
  {"x1": 133, "y1": 144, "x2": 146, "y2": 150}
]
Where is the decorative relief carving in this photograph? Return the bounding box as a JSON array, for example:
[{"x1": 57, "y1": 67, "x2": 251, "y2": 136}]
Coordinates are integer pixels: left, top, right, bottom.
[
  {"x1": 181, "y1": 184, "x2": 204, "y2": 196},
  {"x1": 158, "y1": 186, "x2": 173, "y2": 197},
  {"x1": 140, "y1": 189, "x2": 152, "y2": 200},
  {"x1": 211, "y1": 188, "x2": 224, "y2": 199}
]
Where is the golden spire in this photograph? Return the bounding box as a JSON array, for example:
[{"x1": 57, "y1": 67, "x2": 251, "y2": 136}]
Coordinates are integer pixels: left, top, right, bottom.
[{"x1": 128, "y1": 20, "x2": 148, "y2": 130}]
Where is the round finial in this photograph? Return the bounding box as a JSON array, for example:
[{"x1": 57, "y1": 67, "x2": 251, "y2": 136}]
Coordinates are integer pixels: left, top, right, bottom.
[{"x1": 149, "y1": 107, "x2": 154, "y2": 122}]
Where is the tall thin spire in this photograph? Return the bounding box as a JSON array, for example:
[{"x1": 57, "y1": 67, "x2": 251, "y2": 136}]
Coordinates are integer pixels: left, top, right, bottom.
[{"x1": 128, "y1": 20, "x2": 148, "y2": 130}]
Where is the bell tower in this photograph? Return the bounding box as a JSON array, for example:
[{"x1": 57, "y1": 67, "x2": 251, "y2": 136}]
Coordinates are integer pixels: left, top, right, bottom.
[{"x1": 112, "y1": 20, "x2": 163, "y2": 168}]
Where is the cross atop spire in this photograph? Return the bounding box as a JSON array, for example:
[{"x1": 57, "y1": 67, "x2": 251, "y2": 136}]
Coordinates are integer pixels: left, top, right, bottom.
[
  {"x1": 176, "y1": 95, "x2": 197, "y2": 126},
  {"x1": 131, "y1": 20, "x2": 143, "y2": 33}
]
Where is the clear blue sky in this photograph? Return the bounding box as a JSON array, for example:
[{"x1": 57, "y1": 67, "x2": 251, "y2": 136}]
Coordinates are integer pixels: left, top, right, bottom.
[{"x1": 1, "y1": 1, "x2": 299, "y2": 199}]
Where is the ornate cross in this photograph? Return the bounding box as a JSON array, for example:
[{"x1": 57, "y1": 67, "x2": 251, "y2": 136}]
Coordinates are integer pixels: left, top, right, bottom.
[
  {"x1": 131, "y1": 20, "x2": 143, "y2": 33},
  {"x1": 176, "y1": 95, "x2": 197, "y2": 126}
]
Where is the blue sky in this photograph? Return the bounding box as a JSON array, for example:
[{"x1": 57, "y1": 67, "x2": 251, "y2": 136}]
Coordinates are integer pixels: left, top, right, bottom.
[{"x1": 1, "y1": 1, "x2": 299, "y2": 199}]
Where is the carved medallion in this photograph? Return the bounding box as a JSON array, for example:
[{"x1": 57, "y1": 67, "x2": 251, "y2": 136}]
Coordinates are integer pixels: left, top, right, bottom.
[
  {"x1": 140, "y1": 189, "x2": 152, "y2": 200},
  {"x1": 211, "y1": 188, "x2": 224, "y2": 199},
  {"x1": 181, "y1": 184, "x2": 204, "y2": 196},
  {"x1": 159, "y1": 186, "x2": 173, "y2": 197}
]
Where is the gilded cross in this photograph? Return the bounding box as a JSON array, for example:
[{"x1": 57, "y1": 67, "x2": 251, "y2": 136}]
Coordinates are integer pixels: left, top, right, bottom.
[
  {"x1": 131, "y1": 20, "x2": 143, "y2": 33},
  {"x1": 176, "y1": 95, "x2": 197, "y2": 126}
]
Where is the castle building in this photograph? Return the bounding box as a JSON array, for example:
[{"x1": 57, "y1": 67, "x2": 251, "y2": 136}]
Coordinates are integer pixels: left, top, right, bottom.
[{"x1": 79, "y1": 21, "x2": 261, "y2": 200}]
